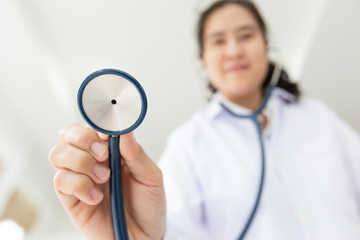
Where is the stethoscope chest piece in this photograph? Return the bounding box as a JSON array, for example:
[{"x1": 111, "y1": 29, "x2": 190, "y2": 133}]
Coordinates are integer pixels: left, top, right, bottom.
[{"x1": 78, "y1": 68, "x2": 147, "y2": 135}]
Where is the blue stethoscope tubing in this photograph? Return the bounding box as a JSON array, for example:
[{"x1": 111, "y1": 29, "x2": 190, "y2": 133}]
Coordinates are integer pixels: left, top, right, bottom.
[
  {"x1": 109, "y1": 135, "x2": 128, "y2": 240},
  {"x1": 78, "y1": 69, "x2": 148, "y2": 240},
  {"x1": 220, "y1": 64, "x2": 281, "y2": 240},
  {"x1": 220, "y1": 84, "x2": 273, "y2": 240}
]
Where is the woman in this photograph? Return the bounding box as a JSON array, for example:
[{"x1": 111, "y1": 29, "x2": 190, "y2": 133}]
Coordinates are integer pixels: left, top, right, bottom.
[{"x1": 49, "y1": 1, "x2": 360, "y2": 239}]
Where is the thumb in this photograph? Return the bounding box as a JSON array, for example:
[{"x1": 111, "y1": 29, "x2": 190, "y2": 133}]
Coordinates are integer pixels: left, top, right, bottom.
[{"x1": 120, "y1": 132, "x2": 163, "y2": 187}]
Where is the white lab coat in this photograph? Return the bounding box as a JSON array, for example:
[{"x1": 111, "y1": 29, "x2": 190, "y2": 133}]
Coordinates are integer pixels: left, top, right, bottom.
[{"x1": 159, "y1": 88, "x2": 360, "y2": 240}]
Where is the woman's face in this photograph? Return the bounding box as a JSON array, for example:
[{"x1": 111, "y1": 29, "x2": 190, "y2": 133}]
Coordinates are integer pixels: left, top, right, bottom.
[{"x1": 202, "y1": 4, "x2": 269, "y2": 109}]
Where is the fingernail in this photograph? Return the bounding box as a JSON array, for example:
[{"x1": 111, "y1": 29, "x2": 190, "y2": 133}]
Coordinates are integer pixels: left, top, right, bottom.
[
  {"x1": 91, "y1": 142, "x2": 107, "y2": 157},
  {"x1": 90, "y1": 187, "x2": 103, "y2": 202},
  {"x1": 93, "y1": 164, "x2": 110, "y2": 181}
]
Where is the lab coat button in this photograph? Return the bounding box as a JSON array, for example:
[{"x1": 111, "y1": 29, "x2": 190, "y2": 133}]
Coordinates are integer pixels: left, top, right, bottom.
[
  {"x1": 273, "y1": 150, "x2": 282, "y2": 160},
  {"x1": 299, "y1": 211, "x2": 312, "y2": 225}
]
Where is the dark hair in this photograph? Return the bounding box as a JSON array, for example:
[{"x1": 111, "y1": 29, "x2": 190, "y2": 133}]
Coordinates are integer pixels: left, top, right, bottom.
[{"x1": 197, "y1": 0, "x2": 301, "y2": 100}]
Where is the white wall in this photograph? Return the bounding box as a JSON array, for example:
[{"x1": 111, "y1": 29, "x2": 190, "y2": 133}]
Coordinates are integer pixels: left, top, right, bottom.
[
  {"x1": 0, "y1": 0, "x2": 358, "y2": 239},
  {"x1": 301, "y1": 0, "x2": 360, "y2": 131}
]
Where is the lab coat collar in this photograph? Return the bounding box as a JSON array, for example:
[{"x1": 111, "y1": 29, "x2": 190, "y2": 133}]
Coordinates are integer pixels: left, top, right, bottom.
[{"x1": 206, "y1": 87, "x2": 295, "y2": 120}]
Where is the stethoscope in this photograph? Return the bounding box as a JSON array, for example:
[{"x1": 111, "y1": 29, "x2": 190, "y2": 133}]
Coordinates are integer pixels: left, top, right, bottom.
[
  {"x1": 220, "y1": 63, "x2": 282, "y2": 240},
  {"x1": 77, "y1": 69, "x2": 147, "y2": 240}
]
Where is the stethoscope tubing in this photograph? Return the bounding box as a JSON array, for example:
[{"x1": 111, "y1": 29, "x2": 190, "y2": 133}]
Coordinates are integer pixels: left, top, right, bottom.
[
  {"x1": 238, "y1": 116, "x2": 266, "y2": 240},
  {"x1": 109, "y1": 136, "x2": 129, "y2": 240},
  {"x1": 220, "y1": 83, "x2": 275, "y2": 240}
]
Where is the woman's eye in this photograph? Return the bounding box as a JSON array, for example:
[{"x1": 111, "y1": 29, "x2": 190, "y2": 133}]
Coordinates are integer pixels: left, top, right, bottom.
[
  {"x1": 213, "y1": 39, "x2": 225, "y2": 45},
  {"x1": 240, "y1": 34, "x2": 252, "y2": 40}
]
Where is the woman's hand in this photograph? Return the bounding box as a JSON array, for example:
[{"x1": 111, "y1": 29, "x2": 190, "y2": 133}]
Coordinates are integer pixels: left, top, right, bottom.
[{"x1": 49, "y1": 123, "x2": 166, "y2": 240}]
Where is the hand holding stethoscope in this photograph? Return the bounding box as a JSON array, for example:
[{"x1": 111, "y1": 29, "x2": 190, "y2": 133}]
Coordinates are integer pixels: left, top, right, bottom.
[{"x1": 49, "y1": 69, "x2": 166, "y2": 240}]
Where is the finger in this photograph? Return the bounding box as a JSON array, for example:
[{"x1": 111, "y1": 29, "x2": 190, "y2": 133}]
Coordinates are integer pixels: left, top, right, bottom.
[
  {"x1": 49, "y1": 144, "x2": 110, "y2": 184},
  {"x1": 120, "y1": 132, "x2": 163, "y2": 187},
  {"x1": 85, "y1": 125, "x2": 109, "y2": 141},
  {"x1": 97, "y1": 132, "x2": 109, "y2": 141},
  {"x1": 60, "y1": 123, "x2": 108, "y2": 162},
  {"x1": 53, "y1": 169, "x2": 104, "y2": 206}
]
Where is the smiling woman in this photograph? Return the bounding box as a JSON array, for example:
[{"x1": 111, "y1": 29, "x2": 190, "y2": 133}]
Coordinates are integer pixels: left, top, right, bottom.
[
  {"x1": 158, "y1": 1, "x2": 360, "y2": 239},
  {"x1": 198, "y1": 1, "x2": 300, "y2": 110},
  {"x1": 201, "y1": 3, "x2": 270, "y2": 109}
]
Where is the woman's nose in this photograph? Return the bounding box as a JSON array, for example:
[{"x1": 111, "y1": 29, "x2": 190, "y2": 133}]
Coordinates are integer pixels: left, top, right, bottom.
[{"x1": 225, "y1": 38, "x2": 243, "y2": 59}]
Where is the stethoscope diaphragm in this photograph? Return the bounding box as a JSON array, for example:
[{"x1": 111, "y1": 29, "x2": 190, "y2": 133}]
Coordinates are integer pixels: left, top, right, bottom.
[{"x1": 78, "y1": 68, "x2": 147, "y2": 135}]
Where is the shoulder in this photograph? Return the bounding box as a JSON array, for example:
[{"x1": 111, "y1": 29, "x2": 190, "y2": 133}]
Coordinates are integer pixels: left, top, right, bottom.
[
  {"x1": 270, "y1": 88, "x2": 338, "y2": 123},
  {"x1": 167, "y1": 108, "x2": 209, "y2": 146},
  {"x1": 289, "y1": 96, "x2": 334, "y2": 114},
  {"x1": 284, "y1": 96, "x2": 339, "y2": 122},
  {"x1": 283, "y1": 95, "x2": 359, "y2": 139},
  {"x1": 157, "y1": 109, "x2": 209, "y2": 171}
]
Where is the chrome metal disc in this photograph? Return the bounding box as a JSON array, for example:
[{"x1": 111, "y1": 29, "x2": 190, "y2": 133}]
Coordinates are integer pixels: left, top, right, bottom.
[{"x1": 78, "y1": 69, "x2": 147, "y2": 135}]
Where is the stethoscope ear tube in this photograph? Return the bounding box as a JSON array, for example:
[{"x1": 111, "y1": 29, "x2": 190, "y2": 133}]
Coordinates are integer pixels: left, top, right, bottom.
[{"x1": 109, "y1": 136, "x2": 129, "y2": 240}]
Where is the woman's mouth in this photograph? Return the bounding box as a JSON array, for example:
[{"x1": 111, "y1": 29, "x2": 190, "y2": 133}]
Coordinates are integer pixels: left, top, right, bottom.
[{"x1": 227, "y1": 64, "x2": 249, "y2": 73}]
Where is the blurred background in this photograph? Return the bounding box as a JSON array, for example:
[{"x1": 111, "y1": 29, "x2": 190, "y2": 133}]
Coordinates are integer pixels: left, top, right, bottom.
[{"x1": 0, "y1": 0, "x2": 359, "y2": 239}]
